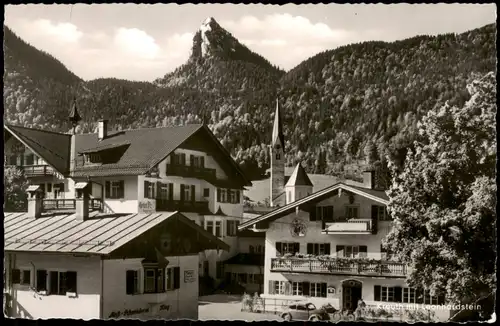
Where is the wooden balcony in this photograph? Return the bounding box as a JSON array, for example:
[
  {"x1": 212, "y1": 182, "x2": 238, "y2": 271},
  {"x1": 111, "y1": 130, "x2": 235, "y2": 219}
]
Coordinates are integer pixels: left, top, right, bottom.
[
  {"x1": 42, "y1": 198, "x2": 103, "y2": 212},
  {"x1": 322, "y1": 218, "x2": 373, "y2": 234},
  {"x1": 166, "y1": 164, "x2": 216, "y2": 181},
  {"x1": 270, "y1": 257, "x2": 407, "y2": 278},
  {"x1": 21, "y1": 165, "x2": 55, "y2": 177},
  {"x1": 156, "y1": 199, "x2": 210, "y2": 214}
]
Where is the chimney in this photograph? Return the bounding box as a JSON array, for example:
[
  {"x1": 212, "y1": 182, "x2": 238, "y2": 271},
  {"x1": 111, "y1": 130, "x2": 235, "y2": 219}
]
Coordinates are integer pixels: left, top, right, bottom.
[
  {"x1": 363, "y1": 170, "x2": 375, "y2": 189},
  {"x1": 98, "y1": 119, "x2": 108, "y2": 141},
  {"x1": 26, "y1": 185, "x2": 43, "y2": 218},
  {"x1": 75, "y1": 182, "x2": 90, "y2": 221}
]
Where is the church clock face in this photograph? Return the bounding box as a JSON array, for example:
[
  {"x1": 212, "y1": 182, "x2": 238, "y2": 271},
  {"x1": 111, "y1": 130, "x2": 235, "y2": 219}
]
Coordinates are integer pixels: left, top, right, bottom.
[{"x1": 290, "y1": 219, "x2": 307, "y2": 237}]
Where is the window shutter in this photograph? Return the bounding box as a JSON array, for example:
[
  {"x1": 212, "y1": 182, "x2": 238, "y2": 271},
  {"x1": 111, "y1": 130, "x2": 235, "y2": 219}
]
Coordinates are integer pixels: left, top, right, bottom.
[
  {"x1": 236, "y1": 190, "x2": 240, "y2": 203},
  {"x1": 181, "y1": 153, "x2": 186, "y2": 165},
  {"x1": 320, "y1": 283, "x2": 327, "y2": 297},
  {"x1": 359, "y1": 245, "x2": 367, "y2": 258},
  {"x1": 200, "y1": 156, "x2": 205, "y2": 168},
  {"x1": 285, "y1": 282, "x2": 292, "y2": 295},
  {"x1": 309, "y1": 208, "x2": 317, "y2": 221},
  {"x1": 190, "y1": 155, "x2": 194, "y2": 166},
  {"x1": 217, "y1": 188, "x2": 221, "y2": 202},
  {"x1": 119, "y1": 180, "x2": 125, "y2": 198},
  {"x1": 11, "y1": 269, "x2": 20, "y2": 284},
  {"x1": 416, "y1": 288, "x2": 424, "y2": 304},
  {"x1": 394, "y1": 286, "x2": 403, "y2": 303},
  {"x1": 325, "y1": 243, "x2": 331, "y2": 255},
  {"x1": 168, "y1": 183, "x2": 173, "y2": 201},
  {"x1": 371, "y1": 205, "x2": 379, "y2": 234},
  {"x1": 156, "y1": 182, "x2": 161, "y2": 199},
  {"x1": 294, "y1": 243, "x2": 300, "y2": 255},
  {"x1": 276, "y1": 242, "x2": 282, "y2": 256},
  {"x1": 104, "y1": 181, "x2": 110, "y2": 198},
  {"x1": 173, "y1": 267, "x2": 180, "y2": 289},
  {"x1": 268, "y1": 281, "x2": 275, "y2": 295},
  {"x1": 180, "y1": 185, "x2": 185, "y2": 201},
  {"x1": 226, "y1": 220, "x2": 230, "y2": 236},
  {"x1": 191, "y1": 185, "x2": 195, "y2": 202},
  {"x1": 307, "y1": 243, "x2": 313, "y2": 255},
  {"x1": 336, "y1": 245, "x2": 344, "y2": 257},
  {"x1": 374, "y1": 286, "x2": 381, "y2": 301},
  {"x1": 144, "y1": 180, "x2": 149, "y2": 199},
  {"x1": 126, "y1": 270, "x2": 135, "y2": 294},
  {"x1": 303, "y1": 282, "x2": 310, "y2": 296},
  {"x1": 36, "y1": 270, "x2": 47, "y2": 291},
  {"x1": 326, "y1": 206, "x2": 334, "y2": 222}
]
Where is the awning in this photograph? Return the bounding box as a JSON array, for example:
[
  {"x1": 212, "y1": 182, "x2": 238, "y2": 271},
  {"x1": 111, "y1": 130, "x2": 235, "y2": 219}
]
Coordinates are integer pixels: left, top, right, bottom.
[
  {"x1": 26, "y1": 185, "x2": 41, "y2": 192},
  {"x1": 74, "y1": 182, "x2": 89, "y2": 189}
]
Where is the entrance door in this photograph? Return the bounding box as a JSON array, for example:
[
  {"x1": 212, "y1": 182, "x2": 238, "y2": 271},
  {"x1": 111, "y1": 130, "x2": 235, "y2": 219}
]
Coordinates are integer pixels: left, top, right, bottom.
[{"x1": 342, "y1": 280, "x2": 362, "y2": 312}]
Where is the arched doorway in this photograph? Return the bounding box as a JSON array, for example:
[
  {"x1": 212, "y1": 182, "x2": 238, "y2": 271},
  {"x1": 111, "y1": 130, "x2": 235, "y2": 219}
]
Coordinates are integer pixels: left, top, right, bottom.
[{"x1": 342, "y1": 280, "x2": 362, "y2": 312}]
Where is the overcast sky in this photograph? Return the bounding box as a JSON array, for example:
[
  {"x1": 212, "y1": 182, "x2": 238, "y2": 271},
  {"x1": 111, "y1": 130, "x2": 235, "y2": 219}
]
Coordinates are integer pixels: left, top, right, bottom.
[{"x1": 4, "y1": 4, "x2": 496, "y2": 82}]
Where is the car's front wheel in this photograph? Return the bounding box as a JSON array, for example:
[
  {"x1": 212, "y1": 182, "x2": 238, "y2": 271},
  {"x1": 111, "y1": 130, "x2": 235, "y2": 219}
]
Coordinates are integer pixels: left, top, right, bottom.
[
  {"x1": 309, "y1": 315, "x2": 320, "y2": 321},
  {"x1": 282, "y1": 313, "x2": 292, "y2": 321}
]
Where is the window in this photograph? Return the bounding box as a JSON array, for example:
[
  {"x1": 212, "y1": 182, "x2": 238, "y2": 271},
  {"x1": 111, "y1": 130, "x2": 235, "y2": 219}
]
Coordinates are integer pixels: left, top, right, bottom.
[
  {"x1": 47, "y1": 183, "x2": 52, "y2": 193},
  {"x1": 403, "y1": 287, "x2": 416, "y2": 303},
  {"x1": 336, "y1": 245, "x2": 367, "y2": 258},
  {"x1": 206, "y1": 221, "x2": 214, "y2": 235},
  {"x1": 307, "y1": 243, "x2": 331, "y2": 255},
  {"x1": 47, "y1": 271, "x2": 77, "y2": 295},
  {"x1": 126, "y1": 270, "x2": 139, "y2": 295},
  {"x1": 309, "y1": 283, "x2": 327, "y2": 298},
  {"x1": 377, "y1": 206, "x2": 392, "y2": 221},
  {"x1": 11, "y1": 269, "x2": 31, "y2": 286},
  {"x1": 423, "y1": 290, "x2": 439, "y2": 305},
  {"x1": 36, "y1": 270, "x2": 47, "y2": 292},
  {"x1": 159, "y1": 183, "x2": 170, "y2": 200},
  {"x1": 346, "y1": 206, "x2": 359, "y2": 219},
  {"x1": 226, "y1": 220, "x2": 238, "y2": 236},
  {"x1": 292, "y1": 282, "x2": 303, "y2": 296},
  {"x1": 144, "y1": 181, "x2": 156, "y2": 199},
  {"x1": 228, "y1": 190, "x2": 236, "y2": 204},
  {"x1": 9, "y1": 155, "x2": 17, "y2": 166},
  {"x1": 85, "y1": 153, "x2": 101, "y2": 164},
  {"x1": 182, "y1": 184, "x2": 191, "y2": 201},
  {"x1": 274, "y1": 281, "x2": 286, "y2": 295},
  {"x1": 249, "y1": 245, "x2": 255, "y2": 253},
  {"x1": 190, "y1": 155, "x2": 205, "y2": 168},
  {"x1": 217, "y1": 188, "x2": 227, "y2": 203},
  {"x1": 381, "y1": 286, "x2": 395, "y2": 302},
  {"x1": 238, "y1": 273, "x2": 248, "y2": 284},
  {"x1": 203, "y1": 188, "x2": 210, "y2": 197},
  {"x1": 105, "y1": 180, "x2": 124, "y2": 199},
  {"x1": 26, "y1": 154, "x2": 34, "y2": 165},
  {"x1": 311, "y1": 206, "x2": 334, "y2": 222},
  {"x1": 215, "y1": 221, "x2": 222, "y2": 237},
  {"x1": 216, "y1": 262, "x2": 222, "y2": 279},
  {"x1": 144, "y1": 268, "x2": 165, "y2": 294},
  {"x1": 166, "y1": 267, "x2": 180, "y2": 291},
  {"x1": 276, "y1": 242, "x2": 300, "y2": 256}
]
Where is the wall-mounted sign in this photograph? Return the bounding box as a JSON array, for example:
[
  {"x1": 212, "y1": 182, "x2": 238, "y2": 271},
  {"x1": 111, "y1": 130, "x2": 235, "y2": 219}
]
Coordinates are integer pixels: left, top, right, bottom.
[
  {"x1": 138, "y1": 200, "x2": 156, "y2": 213},
  {"x1": 184, "y1": 270, "x2": 195, "y2": 283},
  {"x1": 108, "y1": 307, "x2": 150, "y2": 319},
  {"x1": 290, "y1": 219, "x2": 307, "y2": 237},
  {"x1": 159, "y1": 304, "x2": 170, "y2": 312}
]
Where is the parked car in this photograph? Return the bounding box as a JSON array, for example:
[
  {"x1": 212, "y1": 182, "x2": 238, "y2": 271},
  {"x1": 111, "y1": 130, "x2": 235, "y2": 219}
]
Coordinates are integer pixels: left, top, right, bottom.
[{"x1": 280, "y1": 302, "x2": 330, "y2": 321}]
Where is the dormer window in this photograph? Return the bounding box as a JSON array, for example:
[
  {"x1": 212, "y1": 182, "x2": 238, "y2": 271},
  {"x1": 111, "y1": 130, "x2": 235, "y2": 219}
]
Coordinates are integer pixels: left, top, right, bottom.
[{"x1": 84, "y1": 153, "x2": 102, "y2": 164}]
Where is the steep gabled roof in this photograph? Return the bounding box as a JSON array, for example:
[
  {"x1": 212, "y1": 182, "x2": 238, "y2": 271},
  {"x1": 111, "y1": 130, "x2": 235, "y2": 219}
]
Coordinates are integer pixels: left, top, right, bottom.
[
  {"x1": 285, "y1": 163, "x2": 313, "y2": 187},
  {"x1": 4, "y1": 211, "x2": 229, "y2": 254},
  {"x1": 72, "y1": 124, "x2": 251, "y2": 186},
  {"x1": 4, "y1": 125, "x2": 71, "y2": 175},
  {"x1": 239, "y1": 182, "x2": 389, "y2": 231}
]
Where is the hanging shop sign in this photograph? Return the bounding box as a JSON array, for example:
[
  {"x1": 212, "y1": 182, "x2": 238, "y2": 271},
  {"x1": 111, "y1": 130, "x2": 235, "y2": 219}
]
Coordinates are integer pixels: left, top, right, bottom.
[{"x1": 184, "y1": 270, "x2": 195, "y2": 283}]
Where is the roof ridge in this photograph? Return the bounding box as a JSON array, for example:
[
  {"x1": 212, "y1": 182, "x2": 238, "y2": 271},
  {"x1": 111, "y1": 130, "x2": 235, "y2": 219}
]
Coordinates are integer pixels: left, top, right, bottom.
[
  {"x1": 5, "y1": 124, "x2": 71, "y2": 137},
  {"x1": 77, "y1": 123, "x2": 204, "y2": 136}
]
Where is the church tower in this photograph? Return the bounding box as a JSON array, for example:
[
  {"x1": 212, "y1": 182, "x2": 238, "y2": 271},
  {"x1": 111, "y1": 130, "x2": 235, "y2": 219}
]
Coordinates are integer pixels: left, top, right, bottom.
[{"x1": 270, "y1": 98, "x2": 285, "y2": 207}]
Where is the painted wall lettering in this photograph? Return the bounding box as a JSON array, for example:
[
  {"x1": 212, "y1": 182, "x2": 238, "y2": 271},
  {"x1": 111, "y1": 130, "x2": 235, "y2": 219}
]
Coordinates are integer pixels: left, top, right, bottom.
[
  {"x1": 138, "y1": 200, "x2": 156, "y2": 213},
  {"x1": 108, "y1": 307, "x2": 150, "y2": 319}
]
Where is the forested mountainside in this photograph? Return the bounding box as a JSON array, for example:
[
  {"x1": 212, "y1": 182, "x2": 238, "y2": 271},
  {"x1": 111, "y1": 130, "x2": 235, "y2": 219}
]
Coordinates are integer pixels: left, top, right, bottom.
[{"x1": 3, "y1": 21, "x2": 496, "y2": 180}]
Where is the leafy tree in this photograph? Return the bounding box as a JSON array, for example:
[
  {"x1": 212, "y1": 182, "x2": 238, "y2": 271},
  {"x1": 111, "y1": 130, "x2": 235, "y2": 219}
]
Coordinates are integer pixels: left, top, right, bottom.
[
  {"x1": 4, "y1": 166, "x2": 29, "y2": 212},
  {"x1": 383, "y1": 72, "x2": 496, "y2": 320}
]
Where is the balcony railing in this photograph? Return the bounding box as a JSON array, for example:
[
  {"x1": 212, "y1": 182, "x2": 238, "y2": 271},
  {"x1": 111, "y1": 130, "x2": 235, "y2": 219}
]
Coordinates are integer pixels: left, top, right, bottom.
[
  {"x1": 20, "y1": 165, "x2": 54, "y2": 177},
  {"x1": 271, "y1": 257, "x2": 407, "y2": 277},
  {"x1": 156, "y1": 199, "x2": 210, "y2": 214},
  {"x1": 322, "y1": 218, "x2": 372, "y2": 234},
  {"x1": 166, "y1": 164, "x2": 216, "y2": 181},
  {"x1": 42, "y1": 198, "x2": 103, "y2": 212}
]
